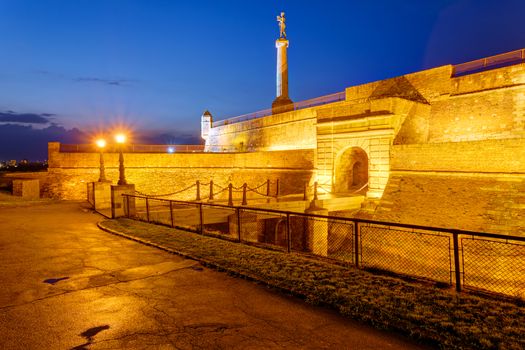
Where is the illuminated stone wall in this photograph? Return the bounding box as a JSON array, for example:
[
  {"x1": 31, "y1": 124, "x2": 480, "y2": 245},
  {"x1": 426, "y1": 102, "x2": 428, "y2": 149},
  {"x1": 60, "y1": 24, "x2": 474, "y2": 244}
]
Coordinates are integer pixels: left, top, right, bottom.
[
  {"x1": 203, "y1": 60, "x2": 525, "y2": 233},
  {"x1": 44, "y1": 57, "x2": 525, "y2": 233},
  {"x1": 204, "y1": 107, "x2": 318, "y2": 152},
  {"x1": 46, "y1": 142, "x2": 314, "y2": 200},
  {"x1": 359, "y1": 64, "x2": 525, "y2": 234},
  {"x1": 429, "y1": 65, "x2": 525, "y2": 142}
]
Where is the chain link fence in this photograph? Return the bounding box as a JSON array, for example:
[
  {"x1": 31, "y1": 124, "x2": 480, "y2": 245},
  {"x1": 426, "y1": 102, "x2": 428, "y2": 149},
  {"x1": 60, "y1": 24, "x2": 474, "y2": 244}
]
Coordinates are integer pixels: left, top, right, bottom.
[
  {"x1": 122, "y1": 194, "x2": 525, "y2": 300},
  {"x1": 461, "y1": 237, "x2": 525, "y2": 299},
  {"x1": 360, "y1": 223, "x2": 452, "y2": 283}
]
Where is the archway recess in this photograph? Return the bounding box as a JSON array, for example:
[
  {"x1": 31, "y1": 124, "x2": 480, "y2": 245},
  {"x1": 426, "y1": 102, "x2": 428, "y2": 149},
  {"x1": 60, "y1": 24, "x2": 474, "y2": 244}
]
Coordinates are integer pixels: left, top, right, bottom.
[{"x1": 334, "y1": 147, "x2": 369, "y2": 194}]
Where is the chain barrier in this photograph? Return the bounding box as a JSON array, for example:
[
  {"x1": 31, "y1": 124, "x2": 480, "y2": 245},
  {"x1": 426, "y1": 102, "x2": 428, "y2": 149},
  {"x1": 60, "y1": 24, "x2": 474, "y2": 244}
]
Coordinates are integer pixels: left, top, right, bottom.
[
  {"x1": 134, "y1": 183, "x2": 196, "y2": 198},
  {"x1": 213, "y1": 182, "x2": 227, "y2": 190},
  {"x1": 213, "y1": 186, "x2": 228, "y2": 196},
  {"x1": 135, "y1": 179, "x2": 282, "y2": 204},
  {"x1": 249, "y1": 188, "x2": 273, "y2": 197}
]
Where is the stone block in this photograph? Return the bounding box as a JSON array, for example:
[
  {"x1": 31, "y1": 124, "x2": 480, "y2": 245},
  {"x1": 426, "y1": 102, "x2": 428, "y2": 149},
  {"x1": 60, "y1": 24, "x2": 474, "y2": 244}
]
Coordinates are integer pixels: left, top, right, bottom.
[
  {"x1": 93, "y1": 182, "x2": 112, "y2": 210},
  {"x1": 12, "y1": 179, "x2": 40, "y2": 199},
  {"x1": 111, "y1": 184, "x2": 136, "y2": 218}
]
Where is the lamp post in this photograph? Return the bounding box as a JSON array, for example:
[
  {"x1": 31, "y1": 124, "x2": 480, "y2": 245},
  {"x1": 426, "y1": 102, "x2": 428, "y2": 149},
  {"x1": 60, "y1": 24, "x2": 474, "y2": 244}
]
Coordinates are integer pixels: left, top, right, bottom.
[
  {"x1": 115, "y1": 133, "x2": 127, "y2": 185},
  {"x1": 95, "y1": 138, "x2": 108, "y2": 182}
]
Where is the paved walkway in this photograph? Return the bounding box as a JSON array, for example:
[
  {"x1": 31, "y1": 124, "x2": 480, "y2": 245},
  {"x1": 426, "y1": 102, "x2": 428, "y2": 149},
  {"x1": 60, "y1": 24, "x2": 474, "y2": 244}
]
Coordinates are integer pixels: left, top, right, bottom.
[{"x1": 0, "y1": 201, "x2": 431, "y2": 349}]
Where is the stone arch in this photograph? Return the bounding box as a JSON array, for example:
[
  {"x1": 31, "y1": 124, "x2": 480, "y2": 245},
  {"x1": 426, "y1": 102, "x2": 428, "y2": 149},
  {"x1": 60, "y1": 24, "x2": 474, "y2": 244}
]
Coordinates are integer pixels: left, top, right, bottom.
[{"x1": 333, "y1": 147, "x2": 369, "y2": 194}]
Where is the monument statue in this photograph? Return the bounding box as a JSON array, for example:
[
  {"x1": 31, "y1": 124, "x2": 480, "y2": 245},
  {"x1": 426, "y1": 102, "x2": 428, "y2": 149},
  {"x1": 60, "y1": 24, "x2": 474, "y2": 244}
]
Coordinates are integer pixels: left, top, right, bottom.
[
  {"x1": 277, "y1": 12, "x2": 286, "y2": 38},
  {"x1": 272, "y1": 11, "x2": 293, "y2": 114}
]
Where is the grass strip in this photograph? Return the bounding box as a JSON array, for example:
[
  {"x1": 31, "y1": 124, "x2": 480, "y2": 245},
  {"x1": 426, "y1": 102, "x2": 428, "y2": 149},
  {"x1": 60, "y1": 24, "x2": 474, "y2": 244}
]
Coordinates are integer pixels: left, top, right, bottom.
[{"x1": 99, "y1": 218, "x2": 525, "y2": 350}]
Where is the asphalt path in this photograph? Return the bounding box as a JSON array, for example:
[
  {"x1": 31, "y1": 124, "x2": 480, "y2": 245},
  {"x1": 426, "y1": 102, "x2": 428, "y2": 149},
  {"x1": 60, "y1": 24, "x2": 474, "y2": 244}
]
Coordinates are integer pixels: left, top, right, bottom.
[{"x1": 0, "y1": 201, "x2": 431, "y2": 349}]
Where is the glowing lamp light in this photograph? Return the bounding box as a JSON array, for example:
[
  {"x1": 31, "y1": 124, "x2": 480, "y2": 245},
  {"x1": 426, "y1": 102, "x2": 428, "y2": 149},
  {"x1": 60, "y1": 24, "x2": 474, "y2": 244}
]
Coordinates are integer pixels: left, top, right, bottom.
[
  {"x1": 115, "y1": 133, "x2": 127, "y2": 144},
  {"x1": 95, "y1": 139, "x2": 107, "y2": 149},
  {"x1": 167, "y1": 147, "x2": 175, "y2": 154}
]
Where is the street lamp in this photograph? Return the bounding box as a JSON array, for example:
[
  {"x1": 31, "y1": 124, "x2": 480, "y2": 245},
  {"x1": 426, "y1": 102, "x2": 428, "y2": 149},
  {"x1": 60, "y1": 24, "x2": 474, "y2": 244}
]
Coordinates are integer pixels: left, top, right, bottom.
[
  {"x1": 115, "y1": 133, "x2": 127, "y2": 185},
  {"x1": 95, "y1": 138, "x2": 108, "y2": 182}
]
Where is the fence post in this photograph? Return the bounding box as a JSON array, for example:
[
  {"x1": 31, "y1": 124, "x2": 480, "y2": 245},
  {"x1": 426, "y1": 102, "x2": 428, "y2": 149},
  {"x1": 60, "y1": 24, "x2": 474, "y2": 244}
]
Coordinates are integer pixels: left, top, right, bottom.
[
  {"x1": 354, "y1": 221, "x2": 360, "y2": 268},
  {"x1": 199, "y1": 203, "x2": 204, "y2": 234},
  {"x1": 228, "y1": 184, "x2": 233, "y2": 206},
  {"x1": 237, "y1": 207, "x2": 242, "y2": 242},
  {"x1": 266, "y1": 179, "x2": 270, "y2": 197},
  {"x1": 196, "y1": 180, "x2": 201, "y2": 201},
  {"x1": 242, "y1": 183, "x2": 247, "y2": 205},
  {"x1": 126, "y1": 195, "x2": 130, "y2": 218},
  {"x1": 303, "y1": 182, "x2": 308, "y2": 200},
  {"x1": 209, "y1": 180, "x2": 214, "y2": 201},
  {"x1": 313, "y1": 181, "x2": 318, "y2": 201},
  {"x1": 145, "y1": 197, "x2": 150, "y2": 223},
  {"x1": 169, "y1": 201, "x2": 174, "y2": 228},
  {"x1": 276, "y1": 179, "x2": 280, "y2": 199},
  {"x1": 453, "y1": 231, "x2": 462, "y2": 292},
  {"x1": 286, "y1": 213, "x2": 291, "y2": 253}
]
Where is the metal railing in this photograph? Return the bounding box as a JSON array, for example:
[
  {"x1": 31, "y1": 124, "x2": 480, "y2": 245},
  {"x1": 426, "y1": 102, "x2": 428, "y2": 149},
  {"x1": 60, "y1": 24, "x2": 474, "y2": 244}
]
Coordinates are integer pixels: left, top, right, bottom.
[
  {"x1": 59, "y1": 144, "x2": 205, "y2": 153},
  {"x1": 122, "y1": 194, "x2": 525, "y2": 300},
  {"x1": 213, "y1": 91, "x2": 346, "y2": 127},
  {"x1": 453, "y1": 48, "x2": 525, "y2": 77}
]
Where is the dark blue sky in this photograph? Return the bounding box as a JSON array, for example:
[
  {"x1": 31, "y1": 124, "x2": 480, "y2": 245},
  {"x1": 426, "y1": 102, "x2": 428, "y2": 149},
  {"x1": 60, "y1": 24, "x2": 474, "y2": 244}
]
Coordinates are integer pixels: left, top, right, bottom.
[{"x1": 1, "y1": 0, "x2": 525, "y2": 160}]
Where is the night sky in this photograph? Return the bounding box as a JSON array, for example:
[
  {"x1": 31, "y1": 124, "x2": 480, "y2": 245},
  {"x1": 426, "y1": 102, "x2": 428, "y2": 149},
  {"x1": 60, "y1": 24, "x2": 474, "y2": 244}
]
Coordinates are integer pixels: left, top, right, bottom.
[{"x1": 1, "y1": 0, "x2": 525, "y2": 160}]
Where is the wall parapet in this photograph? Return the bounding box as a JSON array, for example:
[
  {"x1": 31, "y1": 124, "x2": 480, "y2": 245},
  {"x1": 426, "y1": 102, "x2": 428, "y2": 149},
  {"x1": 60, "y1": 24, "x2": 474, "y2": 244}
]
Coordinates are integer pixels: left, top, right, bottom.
[
  {"x1": 213, "y1": 91, "x2": 345, "y2": 127},
  {"x1": 48, "y1": 142, "x2": 315, "y2": 169},
  {"x1": 58, "y1": 143, "x2": 205, "y2": 153}
]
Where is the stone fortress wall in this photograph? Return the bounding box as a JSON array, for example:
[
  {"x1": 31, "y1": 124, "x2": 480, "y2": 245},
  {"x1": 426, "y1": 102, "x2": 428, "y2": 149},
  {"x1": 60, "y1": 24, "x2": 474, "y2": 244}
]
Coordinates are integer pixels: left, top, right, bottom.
[
  {"x1": 201, "y1": 55, "x2": 525, "y2": 234},
  {"x1": 42, "y1": 50, "x2": 525, "y2": 234},
  {"x1": 44, "y1": 142, "x2": 314, "y2": 201}
]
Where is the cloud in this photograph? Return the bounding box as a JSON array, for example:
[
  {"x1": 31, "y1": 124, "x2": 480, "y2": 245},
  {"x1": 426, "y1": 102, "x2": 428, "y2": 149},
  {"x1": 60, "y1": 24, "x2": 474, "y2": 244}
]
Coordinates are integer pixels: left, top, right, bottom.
[
  {"x1": 0, "y1": 111, "x2": 55, "y2": 124},
  {"x1": 0, "y1": 123, "x2": 201, "y2": 161},
  {"x1": 74, "y1": 77, "x2": 134, "y2": 86},
  {"x1": 0, "y1": 123, "x2": 87, "y2": 160}
]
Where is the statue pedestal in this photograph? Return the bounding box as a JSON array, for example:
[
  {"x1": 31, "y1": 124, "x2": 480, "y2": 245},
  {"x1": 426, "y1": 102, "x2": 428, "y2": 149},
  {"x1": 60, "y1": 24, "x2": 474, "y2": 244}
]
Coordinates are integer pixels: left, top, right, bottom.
[{"x1": 272, "y1": 96, "x2": 294, "y2": 114}]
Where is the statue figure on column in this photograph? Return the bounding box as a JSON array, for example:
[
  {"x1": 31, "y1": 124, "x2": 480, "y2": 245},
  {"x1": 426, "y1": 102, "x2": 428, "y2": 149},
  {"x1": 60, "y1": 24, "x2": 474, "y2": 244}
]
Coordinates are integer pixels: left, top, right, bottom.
[
  {"x1": 277, "y1": 12, "x2": 286, "y2": 39},
  {"x1": 272, "y1": 11, "x2": 292, "y2": 114}
]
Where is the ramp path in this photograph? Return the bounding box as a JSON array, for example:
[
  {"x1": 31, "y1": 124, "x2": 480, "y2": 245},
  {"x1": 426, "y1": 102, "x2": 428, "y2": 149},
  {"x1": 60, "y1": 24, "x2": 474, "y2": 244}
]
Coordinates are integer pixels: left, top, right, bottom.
[{"x1": 0, "y1": 201, "x2": 428, "y2": 349}]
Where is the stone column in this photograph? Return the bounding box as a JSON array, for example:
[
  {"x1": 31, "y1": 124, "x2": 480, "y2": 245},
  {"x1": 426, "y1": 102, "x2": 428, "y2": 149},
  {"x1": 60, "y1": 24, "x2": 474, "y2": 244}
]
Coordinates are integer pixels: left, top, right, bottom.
[
  {"x1": 305, "y1": 205, "x2": 329, "y2": 257},
  {"x1": 272, "y1": 38, "x2": 293, "y2": 114}
]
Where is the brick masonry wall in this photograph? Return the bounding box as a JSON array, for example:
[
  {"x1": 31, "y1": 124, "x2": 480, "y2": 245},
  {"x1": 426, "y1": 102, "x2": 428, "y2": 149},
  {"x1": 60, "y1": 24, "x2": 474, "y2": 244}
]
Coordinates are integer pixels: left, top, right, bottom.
[
  {"x1": 368, "y1": 138, "x2": 525, "y2": 235},
  {"x1": 43, "y1": 59, "x2": 525, "y2": 232},
  {"x1": 391, "y1": 139, "x2": 525, "y2": 173},
  {"x1": 2, "y1": 172, "x2": 52, "y2": 197},
  {"x1": 369, "y1": 173, "x2": 525, "y2": 235},
  {"x1": 205, "y1": 107, "x2": 317, "y2": 152},
  {"x1": 47, "y1": 143, "x2": 314, "y2": 200}
]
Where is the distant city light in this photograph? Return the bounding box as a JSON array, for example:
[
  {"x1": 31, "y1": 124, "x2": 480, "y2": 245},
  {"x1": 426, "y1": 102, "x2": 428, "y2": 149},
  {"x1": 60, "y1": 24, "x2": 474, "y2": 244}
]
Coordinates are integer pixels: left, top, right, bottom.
[
  {"x1": 167, "y1": 147, "x2": 175, "y2": 153},
  {"x1": 95, "y1": 139, "x2": 107, "y2": 148}
]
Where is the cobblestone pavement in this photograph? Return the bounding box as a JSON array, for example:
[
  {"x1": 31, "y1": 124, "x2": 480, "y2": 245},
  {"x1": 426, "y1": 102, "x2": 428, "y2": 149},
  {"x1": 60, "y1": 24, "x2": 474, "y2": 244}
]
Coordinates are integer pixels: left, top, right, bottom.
[{"x1": 0, "y1": 201, "x2": 431, "y2": 349}]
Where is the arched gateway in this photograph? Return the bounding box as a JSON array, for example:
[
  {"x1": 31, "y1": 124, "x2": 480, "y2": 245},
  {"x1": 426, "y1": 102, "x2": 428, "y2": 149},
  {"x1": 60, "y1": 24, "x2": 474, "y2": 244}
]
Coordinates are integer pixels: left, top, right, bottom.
[{"x1": 334, "y1": 147, "x2": 369, "y2": 194}]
